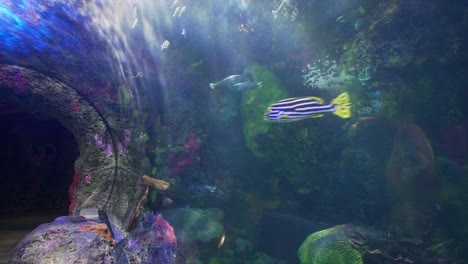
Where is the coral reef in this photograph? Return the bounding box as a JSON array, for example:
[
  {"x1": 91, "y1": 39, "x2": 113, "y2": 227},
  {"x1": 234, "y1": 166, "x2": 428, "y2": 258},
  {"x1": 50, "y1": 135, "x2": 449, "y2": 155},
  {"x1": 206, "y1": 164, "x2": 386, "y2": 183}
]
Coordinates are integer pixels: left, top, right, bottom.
[
  {"x1": 170, "y1": 132, "x2": 201, "y2": 176},
  {"x1": 117, "y1": 212, "x2": 177, "y2": 264},
  {"x1": 79, "y1": 222, "x2": 116, "y2": 245},
  {"x1": 302, "y1": 57, "x2": 354, "y2": 90},
  {"x1": 162, "y1": 207, "x2": 224, "y2": 243},
  {"x1": 298, "y1": 225, "x2": 363, "y2": 264}
]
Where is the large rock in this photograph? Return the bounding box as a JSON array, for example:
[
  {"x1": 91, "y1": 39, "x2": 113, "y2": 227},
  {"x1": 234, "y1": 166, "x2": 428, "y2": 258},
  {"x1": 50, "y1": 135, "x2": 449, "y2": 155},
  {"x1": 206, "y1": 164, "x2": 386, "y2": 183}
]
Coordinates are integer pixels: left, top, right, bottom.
[
  {"x1": 298, "y1": 225, "x2": 363, "y2": 264},
  {"x1": 10, "y1": 213, "x2": 178, "y2": 264},
  {"x1": 0, "y1": 64, "x2": 150, "y2": 238},
  {"x1": 10, "y1": 216, "x2": 115, "y2": 264}
]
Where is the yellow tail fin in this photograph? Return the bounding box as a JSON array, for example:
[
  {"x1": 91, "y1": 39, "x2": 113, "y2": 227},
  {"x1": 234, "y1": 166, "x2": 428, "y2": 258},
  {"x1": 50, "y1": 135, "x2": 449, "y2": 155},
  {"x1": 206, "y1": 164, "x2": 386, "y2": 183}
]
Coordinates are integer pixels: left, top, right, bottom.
[{"x1": 331, "y1": 92, "x2": 352, "y2": 118}]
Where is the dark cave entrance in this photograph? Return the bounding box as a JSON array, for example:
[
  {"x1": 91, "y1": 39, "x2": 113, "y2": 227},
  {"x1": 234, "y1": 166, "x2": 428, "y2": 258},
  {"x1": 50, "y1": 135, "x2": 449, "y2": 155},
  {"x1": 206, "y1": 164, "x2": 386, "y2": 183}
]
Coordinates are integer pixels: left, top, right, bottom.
[{"x1": 0, "y1": 111, "x2": 79, "y2": 216}]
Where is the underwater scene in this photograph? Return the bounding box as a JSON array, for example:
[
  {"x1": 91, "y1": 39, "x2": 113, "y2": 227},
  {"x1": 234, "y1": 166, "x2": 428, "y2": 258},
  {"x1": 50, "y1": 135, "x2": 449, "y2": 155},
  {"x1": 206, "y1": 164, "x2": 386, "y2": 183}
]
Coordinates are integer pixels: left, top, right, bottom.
[{"x1": 0, "y1": 0, "x2": 467, "y2": 263}]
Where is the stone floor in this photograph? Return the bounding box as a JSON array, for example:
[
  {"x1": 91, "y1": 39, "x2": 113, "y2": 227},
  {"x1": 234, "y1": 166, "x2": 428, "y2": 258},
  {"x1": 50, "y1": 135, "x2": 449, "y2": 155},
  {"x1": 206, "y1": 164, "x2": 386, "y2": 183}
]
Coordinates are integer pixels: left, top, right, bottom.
[{"x1": 0, "y1": 210, "x2": 65, "y2": 263}]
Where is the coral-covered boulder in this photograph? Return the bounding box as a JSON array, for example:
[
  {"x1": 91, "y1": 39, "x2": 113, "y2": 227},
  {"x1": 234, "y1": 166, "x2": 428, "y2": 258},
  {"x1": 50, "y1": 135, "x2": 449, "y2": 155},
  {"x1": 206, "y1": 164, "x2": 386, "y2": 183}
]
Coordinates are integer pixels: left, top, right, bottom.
[
  {"x1": 10, "y1": 216, "x2": 115, "y2": 264},
  {"x1": 10, "y1": 213, "x2": 178, "y2": 264},
  {"x1": 298, "y1": 225, "x2": 363, "y2": 264},
  {"x1": 115, "y1": 213, "x2": 177, "y2": 264}
]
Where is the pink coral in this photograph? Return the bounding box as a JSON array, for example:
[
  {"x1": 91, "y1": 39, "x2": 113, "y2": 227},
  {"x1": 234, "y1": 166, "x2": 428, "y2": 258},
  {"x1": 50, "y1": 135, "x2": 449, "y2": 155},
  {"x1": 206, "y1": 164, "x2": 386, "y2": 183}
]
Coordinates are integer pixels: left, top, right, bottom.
[
  {"x1": 94, "y1": 134, "x2": 113, "y2": 156},
  {"x1": 170, "y1": 132, "x2": 201, "y2": 176},
  {"x1": 70, "y1": 101, "x2": 79, "y2": 112},
  {"x1": 85, "y1": 173, "x2": 92, "y2": 184},
  {"x1": 68, "y1": 171, "x2": 82, "y2": 213},
  {"x1": 154, "y1": 215, "x2": 177, "y2": 246}
]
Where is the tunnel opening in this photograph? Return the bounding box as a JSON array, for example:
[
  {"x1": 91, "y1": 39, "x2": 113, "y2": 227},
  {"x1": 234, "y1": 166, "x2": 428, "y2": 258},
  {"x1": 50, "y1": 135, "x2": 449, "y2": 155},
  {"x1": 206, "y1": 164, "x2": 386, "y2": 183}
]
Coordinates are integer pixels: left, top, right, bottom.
[{"x1": 0, "y1": 110, "x2": 79, "y2": 218}]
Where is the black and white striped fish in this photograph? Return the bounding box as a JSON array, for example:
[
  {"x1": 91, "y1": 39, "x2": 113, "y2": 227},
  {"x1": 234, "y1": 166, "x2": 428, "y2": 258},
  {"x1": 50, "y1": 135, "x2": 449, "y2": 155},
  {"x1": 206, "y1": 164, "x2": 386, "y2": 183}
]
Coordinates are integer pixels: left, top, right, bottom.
[{"x1": 264, "y1": 92, "x2": 352, "y2": 122}]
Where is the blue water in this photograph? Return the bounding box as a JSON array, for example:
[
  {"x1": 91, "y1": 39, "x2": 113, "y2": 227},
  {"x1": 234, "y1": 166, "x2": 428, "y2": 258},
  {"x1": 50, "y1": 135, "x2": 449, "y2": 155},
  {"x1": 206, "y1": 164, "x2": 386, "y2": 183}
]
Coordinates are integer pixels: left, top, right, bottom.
[{"x1": 0, "y1": 0, "x2": 467, "y2": 263}]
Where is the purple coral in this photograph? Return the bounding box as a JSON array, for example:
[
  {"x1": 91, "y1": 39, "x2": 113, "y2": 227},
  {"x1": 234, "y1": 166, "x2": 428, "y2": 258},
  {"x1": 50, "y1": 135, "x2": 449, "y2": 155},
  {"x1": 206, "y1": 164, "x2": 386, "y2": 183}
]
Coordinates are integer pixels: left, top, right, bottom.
[
  {"x1": 122, "y1": 213, "x2": 177, "y2": 264},
  {"x1": 93, "y1": 134, "x2": 113, "y2": 156},
  {"x1": 117, "y1": 129, "x2": 131, "y2": 155},
  {"x1": 170, "y1": 133, "x2": 201, "y2": 176},
  {"x1": 118, "y1": 142, "x2": 127, "y2": 155},
  {"x1": 0, "y1": 67, "x2": 30, "y2": 95},
  {"x1": 123, "y1": 129, "x2": 131, "y2": 145}
]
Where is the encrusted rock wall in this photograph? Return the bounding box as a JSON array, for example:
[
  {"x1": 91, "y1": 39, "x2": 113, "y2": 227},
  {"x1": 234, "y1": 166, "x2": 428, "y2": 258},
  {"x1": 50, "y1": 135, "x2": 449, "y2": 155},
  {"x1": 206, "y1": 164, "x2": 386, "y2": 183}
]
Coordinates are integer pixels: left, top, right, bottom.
[{"x1": 0, "y1": 64, "x2": 150, "y2": 235}]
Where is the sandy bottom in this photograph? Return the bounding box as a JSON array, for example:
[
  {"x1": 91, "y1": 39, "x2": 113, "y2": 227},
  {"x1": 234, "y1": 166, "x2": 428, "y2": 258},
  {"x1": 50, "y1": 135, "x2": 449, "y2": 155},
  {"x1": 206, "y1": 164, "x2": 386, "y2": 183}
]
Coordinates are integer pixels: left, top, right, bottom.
[{"x1": 0, "y1": 210, "x2": 66, "y2": 263}]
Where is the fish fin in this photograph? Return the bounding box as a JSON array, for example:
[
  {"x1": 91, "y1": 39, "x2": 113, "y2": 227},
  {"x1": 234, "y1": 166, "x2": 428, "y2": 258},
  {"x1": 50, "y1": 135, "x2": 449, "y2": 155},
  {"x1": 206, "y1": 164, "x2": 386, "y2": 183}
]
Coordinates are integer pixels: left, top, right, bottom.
[
  {"x1": 210, "y1": 83, "x2": 216, "y2": 90},
  {"x1": 331, "y1": 92, "x2": 352, "y2": 118},
  {"x1": 307, "y1": 96, "x2": 324, "y2": 104}
]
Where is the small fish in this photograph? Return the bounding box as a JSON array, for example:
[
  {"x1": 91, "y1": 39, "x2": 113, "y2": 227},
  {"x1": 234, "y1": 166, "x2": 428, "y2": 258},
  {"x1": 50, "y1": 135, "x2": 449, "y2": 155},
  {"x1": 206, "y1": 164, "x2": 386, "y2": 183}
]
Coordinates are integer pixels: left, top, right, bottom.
[
  {"x1": 229, "y1": 81, "x2": 262, "y2": 91},
  {"x1": 172, "y1": 5, "x2": 186, "y2": 18},
  {"x1": 181, "y1": 28, "x2": 187, "y2": 38},
  {"x1": 173, "y1": 6, "x2": 181, "y2": 17},
  {"x1": 218, "y1": 232, "x2": 226, "y2": 248},
  {"x1": 162, "y1": 197, "x2": 173, "y2": 207},
  {"x1": 336, "y1": 15, "x2": 345, "y2": 23},
  {"x1": 161, "y1": 40, "x2": 170, "y2": 50},
  {"x1": 187, "y1": 184, "x2": 225, "y2": 198},
  {"x1": 210, "y1": 73, "x2": 254, "y2": 90},
  {"x1": 178, "y1": 6, "x2": 186, "y2": 17},
  {"x1": 264, "y1": 92, "x2": 352, "y2": 122},
  {"x1": 170, "y1": 0, "x2": 179, "y2": 9},
  {"x1": 132, "y1": 18, "x2": 138, "y2": 29},
  {"x1": 351, "y1": 116, "x2": 374, "y2": 128}
]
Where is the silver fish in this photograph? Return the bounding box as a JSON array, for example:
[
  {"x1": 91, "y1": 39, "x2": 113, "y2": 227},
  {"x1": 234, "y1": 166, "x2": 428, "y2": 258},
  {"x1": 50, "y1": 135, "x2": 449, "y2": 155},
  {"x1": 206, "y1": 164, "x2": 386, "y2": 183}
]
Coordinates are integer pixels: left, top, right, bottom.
[
  {"x1": 210, "y1": 73, "x2": 254, "y2": 90},
  {"x1": 178, "y1": 6, "x2": 186, "y2": 17},
  {"x1": 229, "y1": 81, "x2": 262, "y2": 91},
  {"x1": 173, "y1": 6, "x2": 181, "y2": 17},
  {"x1": 170, "y1": 0, "x2": 179, "y2": 10}
]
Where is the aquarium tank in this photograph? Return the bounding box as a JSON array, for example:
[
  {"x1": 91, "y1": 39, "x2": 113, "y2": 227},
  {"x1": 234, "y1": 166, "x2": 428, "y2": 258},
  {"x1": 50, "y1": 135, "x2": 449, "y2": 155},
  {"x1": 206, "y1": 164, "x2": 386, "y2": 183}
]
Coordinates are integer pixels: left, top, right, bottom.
[{"x1": 0, "y1": 0, "x2": 466, "y2": 263}]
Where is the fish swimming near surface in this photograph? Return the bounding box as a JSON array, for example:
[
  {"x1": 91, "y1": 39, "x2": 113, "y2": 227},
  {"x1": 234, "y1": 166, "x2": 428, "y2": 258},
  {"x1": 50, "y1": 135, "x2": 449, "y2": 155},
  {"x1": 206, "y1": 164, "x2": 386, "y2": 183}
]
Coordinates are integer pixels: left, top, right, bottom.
[
  {"x1": 264, "y1": 91, "x2": 352, "y2": 121},
  {"x1": 210, "y1": 73, "x2": 255, "y2": 90}
]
